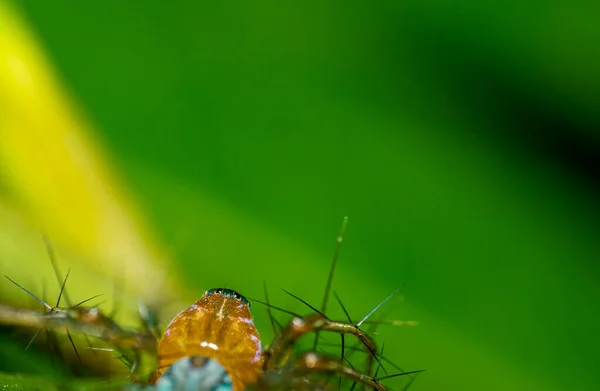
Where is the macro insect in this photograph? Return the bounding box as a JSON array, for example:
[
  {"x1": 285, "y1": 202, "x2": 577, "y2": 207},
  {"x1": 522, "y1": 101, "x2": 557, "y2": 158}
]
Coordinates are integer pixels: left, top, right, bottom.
[
  {"x1": 0, "y1": 220, "x2": 420, "y2": 390},
  {"x1": 144, "y1": 287, "x2": 406, "y2": 391}
]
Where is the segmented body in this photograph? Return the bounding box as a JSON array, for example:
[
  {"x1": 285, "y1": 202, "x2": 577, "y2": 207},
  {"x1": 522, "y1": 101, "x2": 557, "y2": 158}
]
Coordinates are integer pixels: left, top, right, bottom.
[{"x1": 150, "y1": 288, "x2": 262, "y2": 391}]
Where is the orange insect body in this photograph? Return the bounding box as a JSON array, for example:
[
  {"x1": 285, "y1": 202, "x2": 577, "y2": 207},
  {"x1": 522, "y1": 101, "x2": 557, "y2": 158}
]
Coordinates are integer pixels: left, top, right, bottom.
[{"x1": 150, "y1": 288, "x2": 263, "y2": 391}]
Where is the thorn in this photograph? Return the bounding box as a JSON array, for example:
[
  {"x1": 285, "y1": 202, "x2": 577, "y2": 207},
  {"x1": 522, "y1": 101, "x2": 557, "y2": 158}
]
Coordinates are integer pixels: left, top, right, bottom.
[
  {"x1": 333, "y1": 291, "x2": 353, "y2": 323},
  {"x1": 66, "y1": 329, "x2": 83, "y2": 365},
  {"x1": 357, "y1": 288, "x2": 401, "y2": 328},
  {"x1": 377, "y1": 370, "x2": 426, "y2": 381},
  {"x1": 25, "y1": 327, "x2": 44, "y2": 350},
  {"x1": 373, "y1": 343, "x2": 385, "y2": 379},
  {"x1": 73, "y1": 294, "x2": 104, "y2": 308},
  {"x1": 43, "y1": 235, "x2": 72, "y2": 307},
  {"x1": 55, "y1": 268, "x2": 71, "y2": 308},
  {"x1": 314, "y1": 217, "x2": 348, "y2": 351},
  {"x1": 85, "y1": 335, "x2": 98, "y2": 358},
  {"x1": 282, "y1": 289, "x2": 326, "y2": 317},
  {"x1": 358, "y1": 334, "x2": 386, "y2": 375},
  {"x1": 263, "y1": 281, "x2": 277, "y2": 336},
  {"x1": 88, "y1": 347, "x2": 114, "y2": 352},
  {"x1": 247, "y1": 297, "x2": 302, "y2": 318},
  {"x1": 361, "y1": 320, "x2": 418, "y2": 326},
  {"x1": 4, "y1": 275, "x2": 53, "y2": 311},
  {"x1": 401, "y1": 373, "x2": 419, "y2": 391}
]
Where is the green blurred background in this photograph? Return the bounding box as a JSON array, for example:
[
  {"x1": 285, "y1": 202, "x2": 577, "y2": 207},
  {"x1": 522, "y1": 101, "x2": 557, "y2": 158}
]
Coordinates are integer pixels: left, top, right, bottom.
[{"x1": 2, "y1": 1, "x2": 600, "y2": 390}]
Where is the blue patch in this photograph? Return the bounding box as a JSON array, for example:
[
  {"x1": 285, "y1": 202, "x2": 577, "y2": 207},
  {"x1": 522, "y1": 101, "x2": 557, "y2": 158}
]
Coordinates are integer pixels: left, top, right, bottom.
[{"x1": 152, "y1": 356, "x2": 233, "y2": 391}]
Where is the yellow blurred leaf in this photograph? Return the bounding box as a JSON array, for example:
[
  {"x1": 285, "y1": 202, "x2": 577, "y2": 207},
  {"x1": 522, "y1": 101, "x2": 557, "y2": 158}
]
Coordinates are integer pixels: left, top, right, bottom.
[{"x1": 0, "y1": 0, "x2": 185, "y2": 322}]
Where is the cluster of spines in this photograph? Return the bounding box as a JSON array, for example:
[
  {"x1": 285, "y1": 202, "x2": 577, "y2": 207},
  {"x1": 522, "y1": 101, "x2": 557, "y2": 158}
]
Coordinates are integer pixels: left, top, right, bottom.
[{"x1": 0, "y1": 219, "x2": 422, "y2": 391}]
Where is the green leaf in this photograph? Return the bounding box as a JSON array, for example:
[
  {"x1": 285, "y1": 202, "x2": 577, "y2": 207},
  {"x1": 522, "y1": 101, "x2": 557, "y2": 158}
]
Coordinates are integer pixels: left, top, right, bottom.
[{"x1": 0, "y1": 372, "x2": 128, "y2": 391}]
